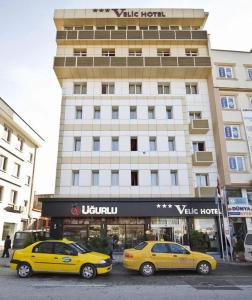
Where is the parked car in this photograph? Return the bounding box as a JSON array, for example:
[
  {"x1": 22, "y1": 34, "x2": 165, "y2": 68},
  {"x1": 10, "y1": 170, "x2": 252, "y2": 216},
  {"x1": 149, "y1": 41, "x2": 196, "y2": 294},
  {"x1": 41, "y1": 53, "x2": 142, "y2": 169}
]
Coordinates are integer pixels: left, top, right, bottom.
[
  {"x1": 123, "y1": 241, "x2": 217, "y2": 276},
  {"x1": 244, "y1": 231, "x2": 252, "y2": 262},
  {"x1": 13, "y1": 230, "x2": 50, "y2": 249},
  {"x1": 10, "y1": 239, "x2": 112, "y2": 279}
]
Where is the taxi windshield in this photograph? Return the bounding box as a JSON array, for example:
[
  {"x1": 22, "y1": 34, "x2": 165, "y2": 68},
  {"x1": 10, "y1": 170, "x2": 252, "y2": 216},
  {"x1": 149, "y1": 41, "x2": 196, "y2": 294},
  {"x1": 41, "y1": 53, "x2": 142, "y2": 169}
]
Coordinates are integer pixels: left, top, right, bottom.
[{"x1": 70, "y1": 243, "x2": 91, "y2": 254}]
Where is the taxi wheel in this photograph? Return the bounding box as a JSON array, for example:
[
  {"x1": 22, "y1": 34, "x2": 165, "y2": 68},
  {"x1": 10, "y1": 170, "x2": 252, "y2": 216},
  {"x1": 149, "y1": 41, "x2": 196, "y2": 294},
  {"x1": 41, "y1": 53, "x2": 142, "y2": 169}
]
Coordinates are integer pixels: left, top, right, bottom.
[
  {"x1": 140, "y1": 262, "x2": 155, "y2": 276},
  {"x1": 17, "y1": 262, "x2": 32, "y2": 278},
  {"x1": 197, "y1": 261, "x2": 211, "y2": 275},
  {"x1": 81, "y1": 264, "x2": 97, "y2": 279}
]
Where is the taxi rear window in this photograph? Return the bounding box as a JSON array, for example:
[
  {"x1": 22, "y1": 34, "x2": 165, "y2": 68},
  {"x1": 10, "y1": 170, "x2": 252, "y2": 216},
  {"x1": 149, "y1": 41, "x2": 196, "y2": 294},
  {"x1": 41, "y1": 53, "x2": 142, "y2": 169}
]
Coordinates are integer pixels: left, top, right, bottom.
[{"x1": 134, "y1": 242, "x2": 147, "y2": 250}]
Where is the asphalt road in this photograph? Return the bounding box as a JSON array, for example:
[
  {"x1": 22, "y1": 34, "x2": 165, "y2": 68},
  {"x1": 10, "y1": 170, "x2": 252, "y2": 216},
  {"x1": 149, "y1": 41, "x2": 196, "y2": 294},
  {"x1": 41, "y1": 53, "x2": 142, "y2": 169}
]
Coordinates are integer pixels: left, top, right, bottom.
[{"x1": 0, "y1": 262, "x2": 252, "y2": 300}]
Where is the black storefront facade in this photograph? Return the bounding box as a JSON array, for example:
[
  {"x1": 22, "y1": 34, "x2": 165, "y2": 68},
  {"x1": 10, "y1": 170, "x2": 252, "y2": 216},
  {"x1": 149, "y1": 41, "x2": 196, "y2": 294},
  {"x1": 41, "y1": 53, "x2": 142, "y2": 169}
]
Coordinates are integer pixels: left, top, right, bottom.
[{"x1": 40, "y1": 197, "x2": 222, "y2": 253}]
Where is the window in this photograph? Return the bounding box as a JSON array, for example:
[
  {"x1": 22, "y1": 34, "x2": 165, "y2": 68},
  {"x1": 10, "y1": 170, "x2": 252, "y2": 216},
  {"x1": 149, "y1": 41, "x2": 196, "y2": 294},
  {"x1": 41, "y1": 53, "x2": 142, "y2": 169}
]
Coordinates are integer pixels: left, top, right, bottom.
[
  {"x1": 102, "y1": 48, "x2": 115, "y2": 56},
  {"x1": 26, "y1": 176, "x2": 31, "y2": 186},
  {"x1": 75, "y1": 26, "x2": 83, "y2": 30},
  {"x1": 220, "y1": 96, "x2": 235, "y2": 109},
  {"x1": 13, "y1": 163, "x2": 20, "y2": 178},
  {"x1": 0, "y1": 186, "x2": 3, "y2": 202},
  {"x1": 54, "y1": 243, "x2": 77, "y2": 255},
  {"x1": 112, "y1": 137, "x2": 119, "y2": 151},
  {"x1": 229, "y1": 156, "x2": 245, "y2": 172},
  {"x1": 102, "y1": 83, "x2": 115, "y2": 94},
  {"x1": 129, "y1": 83, "x2": 142, "y2": 94},
  {"x1": 151, "y1": 170, "x2": 159, "y2": 186},
  {"x1": 186, "y1": 83, "x2": 198, "y2": 94},
  {"x1": 168, "y1": 137, "x2": 176, "y2": 151},
  {"x1": 9, "y1": 190, "x2": 17, "y2": 205},
  {"x1": 118, "y1": 26, "x2": 126, "y2": 30},
  {"x1": 128, "y1": 26, "x2": 137, "y2": 30},
  {"x1": 106, "y1": 25, "x2": 115, "y2": 30},
  {"x1": 131, "y1": 171, "x2": 138, "y2": 186},
  {"x1": 148, "y1": 106, "x2": 155, "y2": 119},
  {"x1": 139, "y1": 26, "x2": 148, "y2": 30},
  {"x1": 218, "y1": 66, "x2": 233, "y2": 78},
  {"x1": 97, "y1": 26, "x2": 105, "y2": 30},
  {"x1": 149, "y1": 137, "x2": 157, "y2": 151},
  {"x1": 224, "y1": 125, "x2": 240, "y2": 139},
  {"x1": 112, "y1": 106, "x2": 119, "y2": 119},
  {"x1": 189, "y1": 111, "x2": 201, "y2": 120},
  {"x1": 75, "y1": 106, "x2": 83, "y2": 119},
  {"x1": 64, "y1": 27, "x2": 73, "y2": 30},
  {"x1": 158, "y1": 83, "x2": 170, "y2": 94},
  {"x1": 248, "y1": 68, "x2": 252, "y2": 80},
  {"x1": 152, "y1": 243, "x2": 169, "y2": 253},
  {"x1": 192, "y1": 142, "x2": 205, "y2": 152},
  {"x1": 149, "y1": 25, "x2": 158, "y2": 30},
  {"x1": 166, "y1": 106, "x2": 173, "y2": 119},
  {"x1": 160, "y1": 26, "x2": 170, "y2": 30},
  {"x1": 170, "y1": 25, "x2": 180, "y2": 30},
  {"x1": 33, "y1": 242, "x2": 53, "y2": 254},
  {"x1": 169, "y1": 243, "x2": 188, "y2": 254},
  {"x1": 92, "y1": 170, "x2": 99, "y2": 186},
  {"x1": 74, "y1": 137, "x2": 81, "y2": 151},
  {"x1": 0, "y1": 155, "x2": 8, "y2": 171},
  {"x1": 130, "y1": 106, "x2": 137, "y2": 119},
  {"x1": 2, "y1": 125, "x2": 12, "y2": 142},
  {"x1": 157, "y1": 48, "x2": 170, "y2": 57},
  {"x1": 94, "y1": 106, "x2": 101, "y2": 119},
  {"x1": 131, "y1": 137, "x2": 138, "y2": 151},
  {"x1": 93, "y1": 137, "x2": 100, "y2": 151},
  {"x1": 74, "y1": 49, "x2": 86, "y2": 56},
  {"x1": 185, "y1": 48, "x2": 198, "y2": 56},
  {"x1": 84, "y1": 25, "x2": 93, "y2": 30},
  {"x1": 129, "y1": 48, "x2": 142, "y2": 56},
  {"x1": 73, "y1": 82, "x2": 87, "y2": 94},
  {"x1": 28, "y1": 152, "x2": 33, "y2": 163},
  {"x1": 196, "y1": 174, "x2": 208, "y2": 187},
  {"x1": 16, "y1": 137, "x2": 24, "y2": 151},
  {"x1": 72, "y1": 170, "x2": 79, "y2": 186},
  {"x1": 171, "y1": 170, "x2": 178, "y2": 186},
  {"x1": 111, "y1": 170, "x2": 119, "y2": 186}
]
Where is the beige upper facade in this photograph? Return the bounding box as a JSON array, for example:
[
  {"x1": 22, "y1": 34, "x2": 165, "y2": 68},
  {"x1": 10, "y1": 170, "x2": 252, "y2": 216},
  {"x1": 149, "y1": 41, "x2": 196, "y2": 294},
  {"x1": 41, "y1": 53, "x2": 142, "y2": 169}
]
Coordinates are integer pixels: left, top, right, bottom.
[{"x1": 211, "y1": 49, "x2": 252, "y2": 187}]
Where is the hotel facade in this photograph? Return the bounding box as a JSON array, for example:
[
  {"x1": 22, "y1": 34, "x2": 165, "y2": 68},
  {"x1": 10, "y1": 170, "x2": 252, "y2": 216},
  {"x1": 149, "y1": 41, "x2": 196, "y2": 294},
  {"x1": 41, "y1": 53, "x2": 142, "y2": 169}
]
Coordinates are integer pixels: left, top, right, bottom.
[
  {"x1": 0, "y1": 98, "x2": 43, "y2": 247},
  {"x1": 40, "y1": 8, "x2": 221, "y2": 253}
]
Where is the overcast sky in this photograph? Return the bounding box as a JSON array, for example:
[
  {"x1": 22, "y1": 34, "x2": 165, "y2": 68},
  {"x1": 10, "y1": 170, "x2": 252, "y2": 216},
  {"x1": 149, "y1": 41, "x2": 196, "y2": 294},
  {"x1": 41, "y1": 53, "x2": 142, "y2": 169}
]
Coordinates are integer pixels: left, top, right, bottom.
[{"x1": 0, "y1": 0, "x2": 251, "y2": 194}]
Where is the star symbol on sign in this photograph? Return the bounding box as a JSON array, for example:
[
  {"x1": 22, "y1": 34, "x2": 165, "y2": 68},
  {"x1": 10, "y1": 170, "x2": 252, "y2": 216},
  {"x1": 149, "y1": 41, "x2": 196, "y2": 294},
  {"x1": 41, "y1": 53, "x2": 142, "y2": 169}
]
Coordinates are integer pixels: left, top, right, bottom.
[
  {"x1": 162, "y1": 204, "x2": 167, "y2": 208},
  {"x1": 168, "y1": 204, "x2": 173, "y2": 208},
  {"x1": 157, "y1": 204, "x2": 161, "y2": 208}
]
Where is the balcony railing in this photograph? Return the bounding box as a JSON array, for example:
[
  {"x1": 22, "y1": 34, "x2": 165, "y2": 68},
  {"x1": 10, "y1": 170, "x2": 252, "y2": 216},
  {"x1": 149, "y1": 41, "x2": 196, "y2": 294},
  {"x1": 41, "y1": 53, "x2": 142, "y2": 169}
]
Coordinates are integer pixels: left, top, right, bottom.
[
  {"x1": 189, "y1": 119, "x2": 210, "y2": 134},
  {"x1": 195, "y1": 187, "x2": 216, "y2": 197},
  {"x1": 54, "y1": 56, "x2": 211, "y2": 68},
  {"x1": 192, "y1": 151, "x2": 213, "y2": 166},
  {"x1": 56, "y1": 30, "x2": 208, "y2": 41}
]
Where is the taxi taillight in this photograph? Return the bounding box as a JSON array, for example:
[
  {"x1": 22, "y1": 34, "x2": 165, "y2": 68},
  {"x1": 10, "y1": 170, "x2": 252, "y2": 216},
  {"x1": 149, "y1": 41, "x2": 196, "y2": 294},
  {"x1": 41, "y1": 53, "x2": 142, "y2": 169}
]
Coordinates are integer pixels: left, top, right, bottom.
[
  {"x1": 10, "y1": 250, "x2": 15, "y2": 259},
  {"x1": 125, "y1": 252, "x2": 134, "y2": 258}
]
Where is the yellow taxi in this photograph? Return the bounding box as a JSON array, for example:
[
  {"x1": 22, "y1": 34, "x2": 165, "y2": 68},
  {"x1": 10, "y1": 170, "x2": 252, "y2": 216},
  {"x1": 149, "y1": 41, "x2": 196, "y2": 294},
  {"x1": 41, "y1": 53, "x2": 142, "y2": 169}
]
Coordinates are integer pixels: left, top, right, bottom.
[
  {"x1": 123, "y1": 241, "x2": 217, "y2": 276},
  {"x1": 10, "y1": 239, "x2": 112, "y2": 279}
]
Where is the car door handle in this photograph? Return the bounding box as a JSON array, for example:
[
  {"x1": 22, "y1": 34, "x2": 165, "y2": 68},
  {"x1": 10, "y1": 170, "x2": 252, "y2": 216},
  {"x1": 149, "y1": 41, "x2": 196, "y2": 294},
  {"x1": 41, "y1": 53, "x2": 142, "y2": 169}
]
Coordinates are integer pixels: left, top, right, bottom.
[
  {"x1": 152, "y1": 254, "x2": 156, "y2": 256},
  {"x1": 173, "y1": 255, "x2": 177, "y2": 257},
  {"x1": 54, "y1": 257, "x2": 58, "y2": 259},
  {"x1": 31, "y1": 255, "x2": 35, "y2": 258}
]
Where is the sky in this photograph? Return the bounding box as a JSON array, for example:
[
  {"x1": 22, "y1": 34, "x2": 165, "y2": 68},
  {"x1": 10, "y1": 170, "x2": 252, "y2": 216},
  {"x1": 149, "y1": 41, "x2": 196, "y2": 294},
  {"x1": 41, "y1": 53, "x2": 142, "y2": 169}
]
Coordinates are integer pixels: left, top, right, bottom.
[{"x1": 0, "y1": 0, "x2": 251, "y2": 195}]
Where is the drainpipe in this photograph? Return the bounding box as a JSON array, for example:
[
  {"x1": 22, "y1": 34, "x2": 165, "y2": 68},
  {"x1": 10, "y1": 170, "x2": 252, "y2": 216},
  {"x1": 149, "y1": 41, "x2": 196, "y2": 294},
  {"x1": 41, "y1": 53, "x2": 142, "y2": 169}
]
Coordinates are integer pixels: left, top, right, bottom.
[{"x1": 28, "y1": 146, "x2": 38, "y2": 227}]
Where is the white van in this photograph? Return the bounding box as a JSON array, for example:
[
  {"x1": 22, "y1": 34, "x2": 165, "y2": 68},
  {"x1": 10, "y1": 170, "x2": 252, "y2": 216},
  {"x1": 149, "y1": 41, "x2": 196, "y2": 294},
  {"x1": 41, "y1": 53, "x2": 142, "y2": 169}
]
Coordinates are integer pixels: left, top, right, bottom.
[{"x1": 244, "y1": 231, "x2": 252, "y2": 262}]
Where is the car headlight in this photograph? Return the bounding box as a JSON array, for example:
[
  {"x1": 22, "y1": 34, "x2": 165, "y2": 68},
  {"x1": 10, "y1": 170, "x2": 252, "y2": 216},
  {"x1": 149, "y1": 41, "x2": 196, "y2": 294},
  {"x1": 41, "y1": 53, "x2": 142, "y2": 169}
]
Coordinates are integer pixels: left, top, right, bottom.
[{"x1": 99, "y1": 259, "x2": 106, "y2": 264}]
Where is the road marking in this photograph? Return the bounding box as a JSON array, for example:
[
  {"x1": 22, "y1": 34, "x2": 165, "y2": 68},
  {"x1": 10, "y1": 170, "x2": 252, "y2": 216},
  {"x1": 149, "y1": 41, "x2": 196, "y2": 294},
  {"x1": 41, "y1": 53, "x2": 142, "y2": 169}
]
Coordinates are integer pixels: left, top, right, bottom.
[{"x1": 33, "y1": 284, "x2": 108, "y2": 288}]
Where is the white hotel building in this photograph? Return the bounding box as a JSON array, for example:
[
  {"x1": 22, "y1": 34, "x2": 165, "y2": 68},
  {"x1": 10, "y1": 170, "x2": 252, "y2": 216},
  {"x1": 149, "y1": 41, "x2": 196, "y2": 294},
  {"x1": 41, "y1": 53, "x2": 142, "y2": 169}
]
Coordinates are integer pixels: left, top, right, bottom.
[{"x1": 40, "y1": 8, "x2": 221, "y2": 252}]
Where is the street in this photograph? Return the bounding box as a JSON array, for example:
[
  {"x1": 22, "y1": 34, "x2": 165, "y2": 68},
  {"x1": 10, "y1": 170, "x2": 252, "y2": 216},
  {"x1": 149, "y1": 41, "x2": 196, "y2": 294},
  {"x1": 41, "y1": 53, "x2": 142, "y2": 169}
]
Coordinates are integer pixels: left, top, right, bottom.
[{"x1": 0, "y1": 260, "x2": 252, "y2": 300}]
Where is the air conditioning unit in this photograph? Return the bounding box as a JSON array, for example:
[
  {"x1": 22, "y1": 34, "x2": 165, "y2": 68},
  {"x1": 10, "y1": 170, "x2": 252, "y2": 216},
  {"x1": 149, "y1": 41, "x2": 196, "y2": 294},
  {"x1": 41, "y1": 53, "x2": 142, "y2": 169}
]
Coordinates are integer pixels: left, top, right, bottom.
[
  {"x1": 19, "y1": 206, "x2": 25, "y2": 213},
  {"x1": 14, "y1": 205, "x2": 19, "y2": 211}
]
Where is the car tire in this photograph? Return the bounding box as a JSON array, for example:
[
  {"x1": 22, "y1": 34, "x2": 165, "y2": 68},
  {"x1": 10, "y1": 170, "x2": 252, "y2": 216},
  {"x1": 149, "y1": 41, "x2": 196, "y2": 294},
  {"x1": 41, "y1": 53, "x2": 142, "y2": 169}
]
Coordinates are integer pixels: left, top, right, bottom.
[
  {"x1": 139, "y1": 262, "x2": 155, "y2": 277},
  {"x1": 17, "y1": 262, "x2": 32, "y2": 278},
  {"x1": 197, "y1": 261, "x2": 211, "y2": 275},
  {"x1": 81, "y1": 264, "x2": 97, "y2": 279}
]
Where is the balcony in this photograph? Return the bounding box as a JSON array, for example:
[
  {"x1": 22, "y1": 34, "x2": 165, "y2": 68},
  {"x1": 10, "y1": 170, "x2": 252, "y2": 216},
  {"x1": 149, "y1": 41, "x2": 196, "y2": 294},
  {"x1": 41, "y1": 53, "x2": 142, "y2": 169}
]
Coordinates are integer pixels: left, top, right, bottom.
[
  {"x1": 189, "y1": 119, "x2": 209, "y2": 134},
  {"x1": 54, "y1": 56, "x2": 211, "y2": 81},
  {"x1": 192, "y1": 151, "x2": 213, "y2": 166},
  {"x1": 56, "y1": 30, "x2": 208, "y2": 45},
  {"x1": 195, "y1": 187, "x2": 216, "y2": 197}
]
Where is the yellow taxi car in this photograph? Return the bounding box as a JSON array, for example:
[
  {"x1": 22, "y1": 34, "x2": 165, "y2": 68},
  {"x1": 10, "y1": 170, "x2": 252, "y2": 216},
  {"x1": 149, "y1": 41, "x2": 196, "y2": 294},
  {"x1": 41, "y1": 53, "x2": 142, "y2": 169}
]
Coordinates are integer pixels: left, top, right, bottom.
[
  {"x1": 10, "y1": 239, "x2": 112, "y2": 279},
  {"x1": 123, "y1": 241, "x2": 217, "y2": 276}
]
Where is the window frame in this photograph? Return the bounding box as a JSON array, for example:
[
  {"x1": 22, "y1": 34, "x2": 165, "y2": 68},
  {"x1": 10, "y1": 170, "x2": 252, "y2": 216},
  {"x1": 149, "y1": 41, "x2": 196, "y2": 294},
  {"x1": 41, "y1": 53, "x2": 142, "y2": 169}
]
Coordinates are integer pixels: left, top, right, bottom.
[
  {"x1": 170, "y1": 170, "x2": 178, "y2": 186},
  {"x1": 220, "y1": 96, "x2": 236, "y2": 109},
  {"x1": 224, "y1": 125, "x2": 240, "y2": 139},
  {"x1": 72, "y1": 170, "x2": 79, "y2": 186},
  {"x1": 228, "y1": 156, "x2": 245, "y2": 172},
  {"x1": 218, "y1": 66, "x2": 233, "y2": 79},
  {"x1": 73, "y1": 82, "x2": 87, "y2": 95}
]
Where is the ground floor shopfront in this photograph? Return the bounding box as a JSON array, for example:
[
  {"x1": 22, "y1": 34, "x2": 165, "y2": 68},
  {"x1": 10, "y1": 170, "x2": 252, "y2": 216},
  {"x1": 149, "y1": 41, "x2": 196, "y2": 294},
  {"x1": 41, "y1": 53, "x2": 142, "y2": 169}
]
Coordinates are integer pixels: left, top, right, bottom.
[{"x1": 40, "y1": 197, "x2": 222, "y2": 253}]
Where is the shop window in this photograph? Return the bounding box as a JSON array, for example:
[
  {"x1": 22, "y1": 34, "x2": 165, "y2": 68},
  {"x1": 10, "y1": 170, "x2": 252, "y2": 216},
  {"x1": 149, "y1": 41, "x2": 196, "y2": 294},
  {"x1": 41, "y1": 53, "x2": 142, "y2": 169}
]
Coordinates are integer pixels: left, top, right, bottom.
[
  {"x1": 189, "y1": 111, "x2": 201, "y2": 120},
  {"x1": 149, "y1": 137, "x2": 157, "y2": 151},
  {"x1": 148, "y1": 106, "x2": 155, "y2": 119},
  {"x1": 131, "y1": 137, "x2": 138, "y2": 151},
  {"x1": 166, "y1": 106, "x2": 173, "y2": 119},
  {"x1": 33, "y1": 242, "x2": 54, "y2": 254},
  {"x1": 102, "y1": 82, "x2": 115, "y2": 94},
  {"x1": 131, "y1": 171, "x2": 138, "y2": 186},
  {"x1": 112, "y1": 106, "x2": 119, "y2": 119},
  {"x1": 73, "y1": 82, "x2": 87, "y2": 94},
  {"x1": 194, "y1": 218, "x2": 218, "y2": 252},
  {"x1": 75, "y1": 106, "x2": 83, "y2": 119},
  {"x1": 130, "y1": 106, "x2": 137, "y2": 119},
  {"x1": 185, "y1": 83, "x2": 198, "y2": 94},
  {"x1": 168, "y1": 137, "x2": 176, "y2": 151},
  {"x1": 192, "y1": 141, "x2": 205, "y2": 152},
  {"x1": 112, "y1": 137, "x2": 119, "y2": 151},
  {"x1": 158, "y1": 82, "x2": 170, "y2": 94},
  {"x1": 94, "y1": 106, "x2": 101, "y2": 119},
  {"x1": 2, "y1": 222, "x2": 15, "y2": 240}
]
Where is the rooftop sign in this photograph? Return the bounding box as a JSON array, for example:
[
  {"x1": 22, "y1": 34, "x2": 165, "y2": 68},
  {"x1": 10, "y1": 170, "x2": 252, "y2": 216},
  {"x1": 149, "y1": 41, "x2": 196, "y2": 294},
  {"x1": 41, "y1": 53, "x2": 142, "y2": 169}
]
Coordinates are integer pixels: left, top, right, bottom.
[{"x1": 93, "y1": 9, "x2": 166, "y2": 18}]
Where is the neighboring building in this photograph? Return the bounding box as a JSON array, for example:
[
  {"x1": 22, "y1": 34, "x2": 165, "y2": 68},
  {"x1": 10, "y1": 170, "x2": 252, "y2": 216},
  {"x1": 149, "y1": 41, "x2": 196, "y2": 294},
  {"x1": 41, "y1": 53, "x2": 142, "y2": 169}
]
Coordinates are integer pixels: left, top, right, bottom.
[
  {"x1": 0, "y1": 98, "x2": 43, "y2": 246},
  {"x1": 211, "y1": 50, "x2": 252, "y2": 241},
  {"x1": 40, "y1": 8, "x2": 220, "y2": 253}
]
